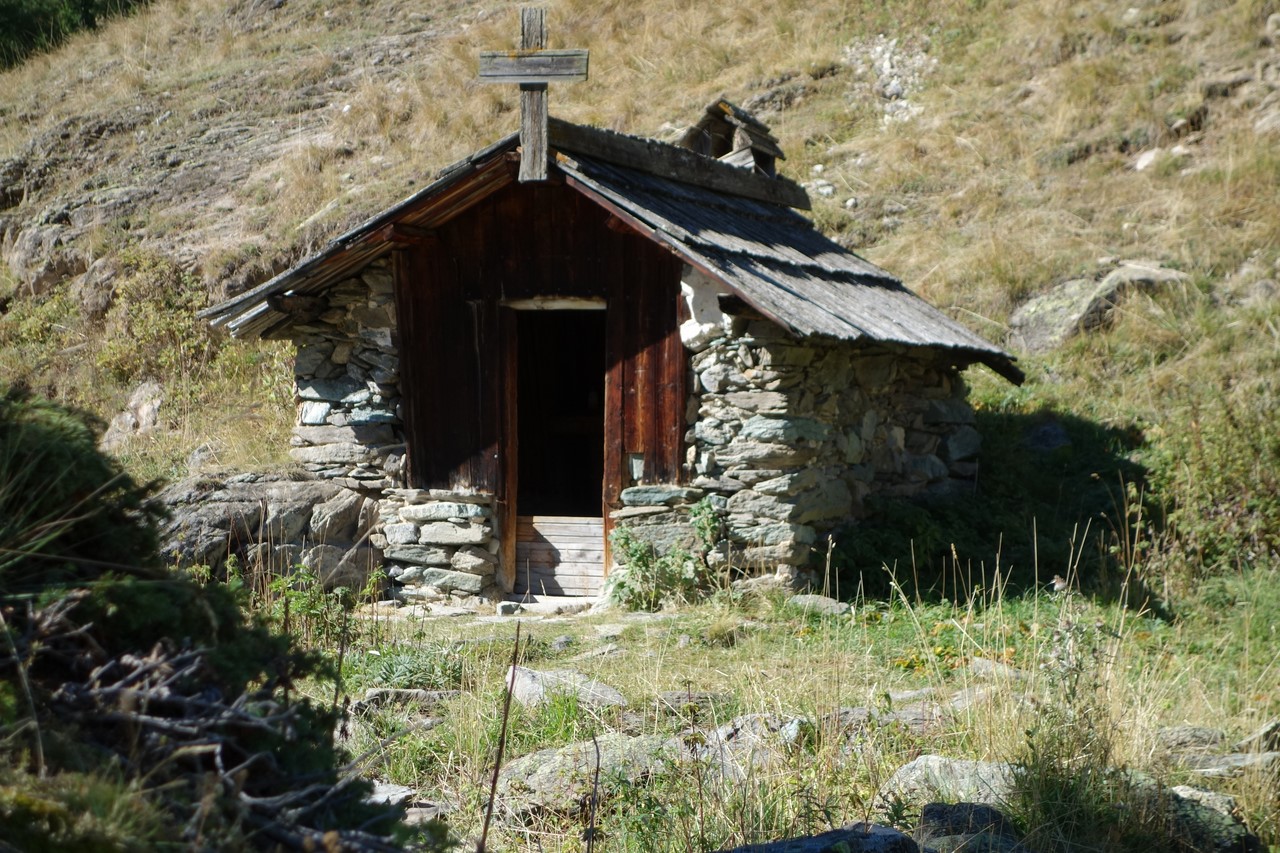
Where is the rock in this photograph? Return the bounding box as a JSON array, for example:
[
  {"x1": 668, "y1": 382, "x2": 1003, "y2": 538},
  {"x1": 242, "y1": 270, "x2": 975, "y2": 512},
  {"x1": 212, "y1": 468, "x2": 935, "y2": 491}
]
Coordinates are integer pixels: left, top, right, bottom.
[
  {"x1": 714, "y1": 823, "x2": 918, "y2": 852},
  {"x1": 1009, "y1": 261, "x2": 1189, "y2": 353},
  {"x1": 450, "y1": 544, "x2": 498, "y2": 574},
  {"x1": 384, "y1": 523, "x2": 420, "y2": 545},
  {"x1": 261, "y1": 498, "x2": 311, "y2": 543},
  {"x1": 309, "y1": 489, "x2": 365, "y2": 542},
  {"x1": 942, "y1": 426, "x2": 982, "y2": 463},
  {"x1": 731, "y1": 567, "x2": 801, "y2": 594},
  {"x1": 619, "y1": 485, "x2": 703, "y2": 506},
  {"x1": 1174, "y1": 751, "x2": 1280, "y2": 776},
  {"x1": 1233, "y1": 718, "x2": 1280, "y2": 752},
  {"x1": 366, "y1": 781, "x2": 416, "y2": 806},
  {"x1": 381, "y1": 545, "x2": 453, "y2": 563},
  {"x1": 289, "y1": 443, "x2": 376, "y2": 465},
  {"x1": 966, "y1": 658, "x2": 1027, "y2": 681},
  {"x1": 71, "y1": 256, "x2": 119, "y2": 319},
  {"x1": 405, "y1": 567, "x2": 486, "y2": 594},
  {"x1": 690, "y1": 713, "x2": 814, "y2": 782},
  {"x1": 739, "y1": 415, "x2": 831, "y2": 443},
  {"x1": 1130, "y1": 778, "x2": 1265, "y2": 853},
  {"x1": 416, "y1": 521, "x2": 489, "y2": 545},
  {"x1": 786, "y1": 593, "x2": 850, "y2": 616},
  {"x1": 100, "y1": 381, "x2": 165, "y2": 451},
  {"x1": 296, "y1": 377, "x2": 367, "y2": 403},
  {"x1": 292, "y1": 424, "x2": 395, "y2": 446},
  {"x1": 298, "y1": 401, "x2": 331, "y2": 425},
  {"x1": 506, "y1": 666, "x2": 627, "y2": 709},
  {"x1": 495, "y1": 601, "x2": 521, "y2": 616},
  {"x1": 1157, "y1": 725, "x2": 1227, "y2": 753},
  {"x1": 354, "y1": 688, "x2": 459, "y2": 712},
  {"x1": 399, "y1": 501, "x2": 488, "y2": 522},
  {"x1": 3, "y1": 224, "x2": 87, "y2": 294},
  {"x1": 883, "y1": 755, "x2": 1015, "y2": 806},
  {"x1": 496, "y1": 733, "x2": 676, "y2": 816},
  {"x1": 723, "y1": 390, "x2": 788, "y2": 413}
]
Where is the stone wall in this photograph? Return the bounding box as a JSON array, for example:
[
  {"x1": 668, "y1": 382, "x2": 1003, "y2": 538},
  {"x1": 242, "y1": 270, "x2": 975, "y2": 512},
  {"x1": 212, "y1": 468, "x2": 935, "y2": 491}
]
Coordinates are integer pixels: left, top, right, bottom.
[
  {"x1": 287, "y1": 259, "x2": 406, "y2": 492},
  {"x1": 612, "y1": 267, "x2": 981, "y2": 582},
  {"x1": 371, "y1": 490, "x2": 500, "y2": 604}
]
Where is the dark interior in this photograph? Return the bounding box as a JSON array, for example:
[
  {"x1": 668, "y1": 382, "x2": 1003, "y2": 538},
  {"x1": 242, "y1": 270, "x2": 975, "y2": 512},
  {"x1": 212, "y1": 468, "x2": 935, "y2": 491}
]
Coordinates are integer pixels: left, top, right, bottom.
[{"x1": 516, "y1": 310, "x2": 606, "y2": 517}]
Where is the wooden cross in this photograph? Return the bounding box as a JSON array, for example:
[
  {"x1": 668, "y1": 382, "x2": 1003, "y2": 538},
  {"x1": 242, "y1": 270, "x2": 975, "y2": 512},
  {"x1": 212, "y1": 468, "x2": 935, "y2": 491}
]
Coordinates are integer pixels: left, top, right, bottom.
[{"x1": 478, "y1": 7, "x2": 589, "y2": 182}]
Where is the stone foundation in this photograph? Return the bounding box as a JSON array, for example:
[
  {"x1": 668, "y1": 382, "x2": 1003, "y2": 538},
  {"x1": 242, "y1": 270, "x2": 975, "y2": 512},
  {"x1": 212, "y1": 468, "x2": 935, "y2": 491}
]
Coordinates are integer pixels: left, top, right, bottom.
[{"x1": 371, "y1": 489, "x2": 500, "y2": 603}]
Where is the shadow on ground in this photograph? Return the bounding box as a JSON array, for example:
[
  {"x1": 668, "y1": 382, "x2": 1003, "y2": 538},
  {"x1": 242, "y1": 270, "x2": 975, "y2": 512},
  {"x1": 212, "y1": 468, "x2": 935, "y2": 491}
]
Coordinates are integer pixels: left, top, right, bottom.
[{"x1": 830, "y1": 407, "x2": 1167, "y2": 614}]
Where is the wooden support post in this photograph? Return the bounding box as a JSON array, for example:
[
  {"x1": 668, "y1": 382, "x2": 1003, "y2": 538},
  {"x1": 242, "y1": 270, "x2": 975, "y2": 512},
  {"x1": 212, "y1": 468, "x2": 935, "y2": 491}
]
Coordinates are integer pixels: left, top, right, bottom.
[{"x1": 478, "y1": 6, "x2": 588, "y2": 183}]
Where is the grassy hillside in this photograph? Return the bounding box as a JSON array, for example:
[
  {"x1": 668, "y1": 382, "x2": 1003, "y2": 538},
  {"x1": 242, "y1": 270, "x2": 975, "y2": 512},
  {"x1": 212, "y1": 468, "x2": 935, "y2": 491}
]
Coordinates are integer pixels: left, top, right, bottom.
[{"x1": 0, "y1": 0, "x2": 1278, "y2": 847}]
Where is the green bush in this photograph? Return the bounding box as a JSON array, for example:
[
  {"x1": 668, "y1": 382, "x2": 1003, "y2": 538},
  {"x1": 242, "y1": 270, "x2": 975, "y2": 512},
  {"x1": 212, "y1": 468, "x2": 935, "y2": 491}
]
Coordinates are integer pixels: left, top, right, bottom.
[
  {"x1": 95, "y1": 251, "x2": 219, "y2": 385},
  {"x1": 604, "y1": 527, "x2": 703, "y2": 611}
]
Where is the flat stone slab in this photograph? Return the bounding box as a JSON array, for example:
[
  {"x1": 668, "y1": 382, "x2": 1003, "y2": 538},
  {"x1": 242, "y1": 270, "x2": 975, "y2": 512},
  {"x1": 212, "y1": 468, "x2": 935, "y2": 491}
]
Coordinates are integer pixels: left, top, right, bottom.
[{"x1": 506, "y1": 666, "x2": 627, "y2": 709}]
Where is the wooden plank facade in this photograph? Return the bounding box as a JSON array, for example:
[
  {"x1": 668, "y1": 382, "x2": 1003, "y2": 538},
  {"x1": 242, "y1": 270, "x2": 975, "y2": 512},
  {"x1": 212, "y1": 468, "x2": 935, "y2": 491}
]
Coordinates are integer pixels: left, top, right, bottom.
[{"x1": 393, "y1": 175, "x2": 686, "y2": 592}]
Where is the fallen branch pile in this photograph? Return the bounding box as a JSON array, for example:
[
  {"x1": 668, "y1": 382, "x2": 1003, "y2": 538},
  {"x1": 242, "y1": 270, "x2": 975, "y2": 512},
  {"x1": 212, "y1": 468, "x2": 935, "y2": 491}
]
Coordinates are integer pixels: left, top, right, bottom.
[{"x1": 2, "y1": 591, "x2": 405, "y2": 851}]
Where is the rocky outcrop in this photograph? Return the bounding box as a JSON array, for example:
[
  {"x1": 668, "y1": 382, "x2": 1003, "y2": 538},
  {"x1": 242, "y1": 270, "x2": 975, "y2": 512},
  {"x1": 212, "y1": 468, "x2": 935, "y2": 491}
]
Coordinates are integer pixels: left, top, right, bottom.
[{"x1": 159, "y1": 472, "x2": 375, "y2": 587}]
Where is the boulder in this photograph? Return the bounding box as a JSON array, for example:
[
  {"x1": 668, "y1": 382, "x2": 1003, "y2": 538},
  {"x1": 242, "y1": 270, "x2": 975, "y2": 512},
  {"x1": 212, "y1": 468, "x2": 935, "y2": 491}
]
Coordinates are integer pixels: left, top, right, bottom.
[
  {"x1": 883, "y1": 755, "x2": 1015, "y2": 806},
  {"x1": 689, "y1": 713, "x2": 814, "y2": 782},
  {"x1": 914, "y1": 803, "x2": 1026, "y2": 853},
  {"x1": 714, "y1": 824, "x2": 917, "y2": 853},
  {"x1": 1009, "y1": 261, "x2": 1190, "y2": 353},
  {"x1": 787, "y1": 594, "x2": 851, "y2": 616}
]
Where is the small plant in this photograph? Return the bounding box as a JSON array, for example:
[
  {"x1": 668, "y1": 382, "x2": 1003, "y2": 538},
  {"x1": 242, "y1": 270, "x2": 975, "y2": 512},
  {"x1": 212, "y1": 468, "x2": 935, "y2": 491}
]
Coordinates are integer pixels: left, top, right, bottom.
[{"x1": 604, "y1": 527, "x2": 702, "y2": 611}]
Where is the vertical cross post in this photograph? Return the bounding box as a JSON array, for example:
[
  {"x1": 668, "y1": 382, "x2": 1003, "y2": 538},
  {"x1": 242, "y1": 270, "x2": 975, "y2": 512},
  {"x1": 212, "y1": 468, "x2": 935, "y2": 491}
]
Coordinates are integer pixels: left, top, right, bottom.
[
  {"x1": 478, "y1": 7, "x2": 589, "y2": 183},
  {"x1": 518, "y1": 8, "x2": 548, "y2": 182}
]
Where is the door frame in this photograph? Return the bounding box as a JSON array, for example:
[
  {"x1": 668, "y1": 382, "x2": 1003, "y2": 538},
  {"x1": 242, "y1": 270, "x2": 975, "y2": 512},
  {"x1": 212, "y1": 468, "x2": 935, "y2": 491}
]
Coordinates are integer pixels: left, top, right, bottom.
[{"x1": 497, "y1": 298, "x2": 610, "y2": 594}]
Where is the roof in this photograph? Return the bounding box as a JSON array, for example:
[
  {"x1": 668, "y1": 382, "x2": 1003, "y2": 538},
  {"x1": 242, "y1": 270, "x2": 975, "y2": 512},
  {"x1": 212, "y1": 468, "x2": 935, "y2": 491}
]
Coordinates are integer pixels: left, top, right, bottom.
[{"x1": 202, "y1": 119, "x2": 1023, "y2": 383}]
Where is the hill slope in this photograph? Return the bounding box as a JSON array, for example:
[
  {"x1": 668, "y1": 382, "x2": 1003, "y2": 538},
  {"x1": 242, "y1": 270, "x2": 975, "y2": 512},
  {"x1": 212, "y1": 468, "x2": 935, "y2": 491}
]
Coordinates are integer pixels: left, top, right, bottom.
[{"x1": 0, "y1": 0, "x2": 1277, "y2": 596}]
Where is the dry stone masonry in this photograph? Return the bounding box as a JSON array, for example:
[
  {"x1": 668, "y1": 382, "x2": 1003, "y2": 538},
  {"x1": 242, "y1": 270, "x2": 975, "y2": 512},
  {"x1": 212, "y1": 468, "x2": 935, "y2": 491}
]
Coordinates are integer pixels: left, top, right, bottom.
[
  {"x1": 166, "y1": 262, "x2": 985, "y2": 601},
  {"x1": 611, "y1": 266, "x2": 982, "y2": 585},
  {"x1": 288, "y1": 258, "x2": 406, "y2": 491}
]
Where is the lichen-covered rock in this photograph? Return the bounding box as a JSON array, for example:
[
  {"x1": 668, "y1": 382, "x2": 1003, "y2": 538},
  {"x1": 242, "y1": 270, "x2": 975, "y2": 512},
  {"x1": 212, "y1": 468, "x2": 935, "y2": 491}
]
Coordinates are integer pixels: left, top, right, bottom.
[{"x1": 497, "y1": 733, "x2": 677, "y2": 817}]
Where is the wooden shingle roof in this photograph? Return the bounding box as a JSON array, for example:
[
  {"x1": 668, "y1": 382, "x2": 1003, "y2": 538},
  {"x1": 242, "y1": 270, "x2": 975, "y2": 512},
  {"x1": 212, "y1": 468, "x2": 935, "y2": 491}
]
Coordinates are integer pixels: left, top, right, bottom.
[{"x1": 202, "y1": 119, "x2": 1022, "y2": 383}]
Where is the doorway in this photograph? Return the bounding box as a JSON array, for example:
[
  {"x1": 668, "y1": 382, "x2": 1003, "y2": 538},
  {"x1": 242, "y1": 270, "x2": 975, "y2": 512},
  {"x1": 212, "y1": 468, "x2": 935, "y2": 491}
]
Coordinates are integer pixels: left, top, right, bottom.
[{"x1": 513, "y1": 310, "x2": 607, "y2": 596}]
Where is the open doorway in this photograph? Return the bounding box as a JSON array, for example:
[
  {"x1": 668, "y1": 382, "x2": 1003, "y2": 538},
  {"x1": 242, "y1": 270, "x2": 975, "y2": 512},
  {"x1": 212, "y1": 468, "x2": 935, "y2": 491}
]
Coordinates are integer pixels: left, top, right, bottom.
[
  {"x1": 513, "y1": 310, "x2": 607, "y2": 596},
  {"x1": 516, "y1": 310, "x2": 606, "y2": 515}
]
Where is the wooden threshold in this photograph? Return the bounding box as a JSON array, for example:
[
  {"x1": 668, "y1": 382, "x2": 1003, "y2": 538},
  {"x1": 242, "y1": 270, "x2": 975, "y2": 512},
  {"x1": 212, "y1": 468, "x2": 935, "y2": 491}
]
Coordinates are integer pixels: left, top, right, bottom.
[{"x1": 513, "y1": 515, "x2": 605, "y2": 597}]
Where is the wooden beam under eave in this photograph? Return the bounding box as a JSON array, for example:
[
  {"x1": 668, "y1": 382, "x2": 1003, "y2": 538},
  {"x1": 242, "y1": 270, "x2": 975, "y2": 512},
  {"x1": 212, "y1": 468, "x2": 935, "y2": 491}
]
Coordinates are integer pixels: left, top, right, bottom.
[{"x1": 372, "y1": 223, "x2": 437, "y2": 247}]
